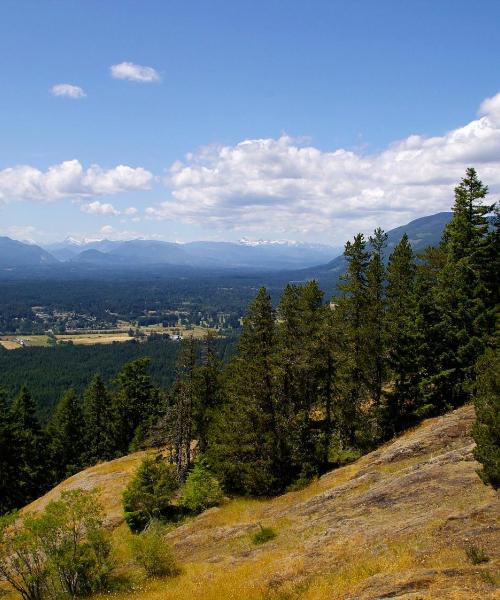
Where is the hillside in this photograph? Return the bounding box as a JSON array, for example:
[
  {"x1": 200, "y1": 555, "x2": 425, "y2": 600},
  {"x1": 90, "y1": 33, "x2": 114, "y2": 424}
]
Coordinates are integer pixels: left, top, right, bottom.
[{"x1": 21, "y1": 404, "x2": 499, "y2": 599}]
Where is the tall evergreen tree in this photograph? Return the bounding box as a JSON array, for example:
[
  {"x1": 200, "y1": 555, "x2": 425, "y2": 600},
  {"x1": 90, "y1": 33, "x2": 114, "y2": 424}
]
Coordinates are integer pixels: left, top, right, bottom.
[
  {"x1": 195, "y1": 331, "x2": 222, "y2": 454},
  {"x1": 472, "y1": 346, "x2": 499, "y2": 489},
  {"x1": 9, "y1": 386, "x2": 48, "y2": 506},
  {"x1": 83, "y1": 374, "x2": 116, "y2": 465},
  {"x1": 0, "y1": 388, "x2": 19, "y2": 513},
  {"x1": 384, "y1": 234, "x2": 420, "y2": 435},
  {"x1": 170, "y1": 336, "x2": 199, "y2": 479},
  {"x1": 365, "y1": 228, "x2": 388, "y2": 419},
  {"x1": 427, "y1": 169, "x2": 494, "y2": 408},
  {"x1": 48, "y1": 388, "x2": 85, "y2": 481},
  {"x1": 333, "y1": 234, "x2": 370, "y2": 447},
  {"x1": 276, "y1": 281, "x2": 327, "y2": 480},
  {"x1": 113, "y1": 358, "x2": 158, "y2": 453},
  {"x1": 209, "y1": 287, "x2": 283, "y2": 495}
]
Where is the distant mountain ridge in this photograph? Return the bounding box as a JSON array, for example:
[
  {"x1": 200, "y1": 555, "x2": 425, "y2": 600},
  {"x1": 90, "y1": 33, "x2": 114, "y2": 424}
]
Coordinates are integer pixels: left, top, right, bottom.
[
  {"x1": 1, "y1": 212, "x2": 454, "y2": 272},
  {"x1": 0, "y1": 237, "x2": 59, "y2": 268},
  {"x1": 43, "y1": 238, "x2": 342, "y2": 270},
  {"x1": 300, "y1": 212, "x2": 453, "y2": 283}
]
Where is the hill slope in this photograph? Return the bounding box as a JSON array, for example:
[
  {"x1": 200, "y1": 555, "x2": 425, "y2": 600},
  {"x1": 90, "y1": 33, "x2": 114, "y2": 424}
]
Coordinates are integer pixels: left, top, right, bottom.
[
  {"x1": 23, "y1": 405, "x2": 499, "y2": 599},
  {"x1": 0, "y1": 237, "x2": 59, "y2": 268}
]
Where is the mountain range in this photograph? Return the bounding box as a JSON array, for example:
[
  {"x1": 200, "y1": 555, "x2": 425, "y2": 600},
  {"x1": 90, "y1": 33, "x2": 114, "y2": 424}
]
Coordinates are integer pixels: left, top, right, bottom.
[{"x1": 0, "y1": 212, "x2": 453, "y2": 273}]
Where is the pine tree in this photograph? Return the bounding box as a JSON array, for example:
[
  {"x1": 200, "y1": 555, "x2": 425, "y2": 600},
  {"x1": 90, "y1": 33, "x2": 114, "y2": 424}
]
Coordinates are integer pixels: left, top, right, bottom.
[
  {"x1": 333, "y1": 234, "x2": 370, "y2": 447},
  {"x1": 276, "y1": 281, "x2": 327, "y2": 480},
  {"x1": 0, "y1": 388, "x2": 19, "y2": 513},
  {"x1": 428, "y1": 169, "x2": 494, "y2": 408},
  {"x1": 384, "y1": 234, "x2": 420, "y2": 435},
  {"x1": 9, "y1": 386, "x2": 48, "y2": 506},
  {"x1": 170, "y1": 336, "x2": 199, "y2": 479},
  {"x1": 48, "y1": 388, "x2": 85, "y2": 481},
  {"x1": 472, "y1": 346, "x2": 499, "y2": 489},
  {"x1": 113, "y1": 358, "x2": 158, "y2": 453},
  {"x1": 83, "y1": 374, "x2": 116, "y2": 465},
  {"x1": 365, "y1": 228, "x2": 388, "y2": 420},
  {"x1": 195, "y1": 331, "x2": 223, "y2": 454},
  {"x1": 209, "y1": 287, "x2": 283, "y2": 495}
]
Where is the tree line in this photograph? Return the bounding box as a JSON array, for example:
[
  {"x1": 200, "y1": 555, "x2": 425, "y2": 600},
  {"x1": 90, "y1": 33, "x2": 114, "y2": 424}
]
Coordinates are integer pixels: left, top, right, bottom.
[{"x1": 0, "y1": 168, "x2": 498, "y2": 517}]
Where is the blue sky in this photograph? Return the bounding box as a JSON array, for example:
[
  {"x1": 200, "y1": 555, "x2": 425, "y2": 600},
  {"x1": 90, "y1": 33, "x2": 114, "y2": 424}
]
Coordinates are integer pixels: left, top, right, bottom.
[{"x1": 1, "y1": 0, "x2": 499, "y2": 245}]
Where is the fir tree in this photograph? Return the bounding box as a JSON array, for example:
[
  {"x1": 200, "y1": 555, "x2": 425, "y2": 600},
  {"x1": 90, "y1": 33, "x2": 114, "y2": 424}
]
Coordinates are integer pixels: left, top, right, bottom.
[
  {"x1": 113, "y1": 358, "x2": 158, "y2": 453},
  {"x1": 83, "y1": 374, "x2": 116, "y2": 465},
  {"x1": 384, "y1": 234, "x2": 420, "y2": 435},
  {"x1": 195, "y1": 331, "x2": 223, "y2": 454},
  {"x1": 9, "y1": 386, "x2": 48, "y2": 506},
  {"x1": 429, "y1": 169, "x2": 494, "y2": 408},
  {"x1": 209, "y1": 287, "x2": 283, "y2": 495},
  {"x1": 472, "y1": 346, "x2": 499, "y2": 489},
  {"x1": 333, "y1": 234, "x2": 370, "y2": 447},
  {"x1": 48, "y1": 388, "x2": 85, "y2": 481},
  {"x1": 0, "y1": 388, "x2": 18, "y2": 513},
  {"x1": 366, "y1": 228, "x2": 388, "y2": 420}
]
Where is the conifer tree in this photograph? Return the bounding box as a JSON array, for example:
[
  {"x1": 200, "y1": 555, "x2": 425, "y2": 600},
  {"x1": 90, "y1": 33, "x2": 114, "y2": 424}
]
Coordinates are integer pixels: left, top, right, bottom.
[
  {"x1": 48, "y1": 388, "x2": 85, "y2": 481},
  {"x1": 195, "y1": 331, "x2": 222, "y2": 454},
  {"x1": 472, "y1": 346, "x2": 499, "y2": 489},
  {"x1": 209, "y1": 287, "x2": 283, "y2": 495},
  {"x1": 384, "y1": 234, "x2": 420, "y2": 435},
  {"x1": 170, "y1": 336, "x2": 199, "y2": 479},
  {"x1": 9, "y1": 386, "x2": 48, "y2": 506},
  {"x1": 426, "y1": 169, "x2": 494, "y2": 408},
  {"x1": 277, "y1": 281, "x2": 327, "y2": 479},
  {"x1": 333, "y1": 234, "x2": 370, "y2": 447},
  {"x1": 366, "y1": 228, "x2": 388, "y2": 419},
  {"x1": 0, "y1": 388, "x2": 18, "y2": 513},
  {"x1": 113, "y1": 358, "x2": 158, "y2": 453},
  {"x1": 83, "y1": 374, "x2": 116, "y2": 465}
]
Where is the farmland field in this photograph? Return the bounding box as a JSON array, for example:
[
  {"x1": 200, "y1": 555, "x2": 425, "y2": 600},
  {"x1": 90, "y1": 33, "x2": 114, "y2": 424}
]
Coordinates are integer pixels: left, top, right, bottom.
[{"x1": 0, "y1": 324, "x2": 216, "y2": 350}]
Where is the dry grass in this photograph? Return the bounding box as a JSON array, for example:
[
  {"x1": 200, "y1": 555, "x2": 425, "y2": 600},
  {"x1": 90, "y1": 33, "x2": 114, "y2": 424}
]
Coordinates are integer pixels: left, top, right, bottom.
[
  {"x1": 55, "y1": 333, "x2": 131, "y2": 345},
  {"x1": 13, "y1": 405, "x2": 500, "y2": 600}
]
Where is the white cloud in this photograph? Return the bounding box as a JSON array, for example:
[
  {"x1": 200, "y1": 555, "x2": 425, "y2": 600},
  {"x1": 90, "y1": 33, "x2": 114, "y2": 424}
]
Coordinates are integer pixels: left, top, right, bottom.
[
  {"x1": 146, "y1": 92, "x2": 500, "y2": 242},
  {"x1": 50, "y1": 83, "x2": 86, "y2": 99},
  {"x1": 0, "y1": 160, "x2": 153, "y2": 204},
  {"x1": 1, "y1": 225, "x2": 37, "y2": 243},
  {"x1": 81, "y1": 201, "x2": 120, "y2": 216},
  {"x1": 124, "y1": 206, "x2": 139, "y2": 216},
  {"x1": 110, "y1": 62, "x2": 160, "y2": 83}
]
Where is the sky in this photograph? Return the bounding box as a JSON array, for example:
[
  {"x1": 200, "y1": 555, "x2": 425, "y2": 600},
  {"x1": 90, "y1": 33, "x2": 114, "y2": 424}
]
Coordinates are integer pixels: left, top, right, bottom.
[{"x1": 1, "y1": 0, "x2": 499, "y2": 246}]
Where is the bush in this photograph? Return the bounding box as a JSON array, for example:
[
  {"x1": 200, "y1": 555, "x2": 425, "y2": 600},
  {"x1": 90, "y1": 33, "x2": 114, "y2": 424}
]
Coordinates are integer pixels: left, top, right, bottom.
[
  {"x1": 123, "y1": 455, "x2": 179, "y2": 532},
  {"x1": 130, "y1": 521, "x2": 179, "y2": 578},
  {"x1": 465, "y1": 543, "x2": 489, "y2": 565},
  {"x1": 251, "y1": 524, "x2": 277, "y2": 545},
  {"x1": 0, "y1": 489, "x2": 114, "y2": 600},
  {"x1": 179, "y1": 457, "x2": 223, "y2": 513}
]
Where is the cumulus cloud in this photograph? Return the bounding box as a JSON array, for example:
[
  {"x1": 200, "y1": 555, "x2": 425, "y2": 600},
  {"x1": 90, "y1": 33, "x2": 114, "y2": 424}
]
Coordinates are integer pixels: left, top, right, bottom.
[
  {"x1": 81, "y1": 201, "x2": 120, "y2": 216},
  {"x1": 50, "y1": 83, "x2": 86, "y2": 99},
  {"x1": 110, "y1": 62, "x2": 160, "y2": 82},
  {"x1": 0, "y1": 160, "x2": 153, "y2": 204},
  {"x1": 124, "y1": 206, "x2": 139, "y2": 216},
  {"x1": 146, "y1": 92, "x2": 500, "y2": 242}
]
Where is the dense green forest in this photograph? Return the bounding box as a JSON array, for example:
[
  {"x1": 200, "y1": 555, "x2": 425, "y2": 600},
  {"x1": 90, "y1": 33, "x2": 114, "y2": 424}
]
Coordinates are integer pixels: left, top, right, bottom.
[
  {"x1": 0, "y1": 334, "x2": 237, "y2": 419},
  {"x1": 0, "y1": 169, "x2": 498, "y2": 518}
]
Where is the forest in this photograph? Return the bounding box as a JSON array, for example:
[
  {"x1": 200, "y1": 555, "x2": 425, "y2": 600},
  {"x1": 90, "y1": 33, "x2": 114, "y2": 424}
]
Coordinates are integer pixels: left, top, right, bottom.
[{"x1": 0, "y1": 168, "x2": 498, "y2": 518}]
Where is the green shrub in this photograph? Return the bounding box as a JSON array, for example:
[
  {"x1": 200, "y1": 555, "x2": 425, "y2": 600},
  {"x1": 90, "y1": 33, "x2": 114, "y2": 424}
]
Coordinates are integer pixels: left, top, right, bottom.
[
  {"x1": 251, "y1": 524, "x2": 277, "y2": 545},
  {"x1": 0, "y1": 489, "x2": 114, "y2": 600},
  {"x1": 179, "y1": 457, "x2": 223, "y2": 513},
  {"x1": 465, "y1": 543, "x2": 489, "y2": 565},
  {"x1": 123, "y1": 455, "x2": 179, "y2": 532},
  {"x1": 130, "y1": 521, "x2": 179, "y2": 578}
]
